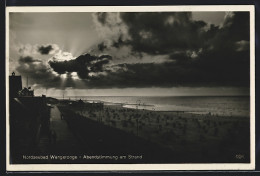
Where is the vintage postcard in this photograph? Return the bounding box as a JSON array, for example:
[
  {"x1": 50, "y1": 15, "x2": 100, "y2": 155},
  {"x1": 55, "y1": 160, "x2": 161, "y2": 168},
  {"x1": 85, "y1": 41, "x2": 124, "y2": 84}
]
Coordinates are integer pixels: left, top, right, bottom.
[{"x1": 6, "y1": 5, "x2": 255, "y2": 171}]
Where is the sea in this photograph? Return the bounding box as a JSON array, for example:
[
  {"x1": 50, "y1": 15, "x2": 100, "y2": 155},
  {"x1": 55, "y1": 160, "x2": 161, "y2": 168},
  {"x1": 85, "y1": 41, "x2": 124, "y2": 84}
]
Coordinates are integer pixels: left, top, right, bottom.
[{"x1": 58, "y1": 96, "x2": 250, "y2": 117}]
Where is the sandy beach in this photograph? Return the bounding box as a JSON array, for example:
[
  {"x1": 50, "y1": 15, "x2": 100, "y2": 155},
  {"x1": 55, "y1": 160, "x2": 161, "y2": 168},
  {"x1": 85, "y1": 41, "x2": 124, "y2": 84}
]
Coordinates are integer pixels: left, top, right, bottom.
[{"x1": 58, "y1": 101, "x2": 250, "y2": 163}]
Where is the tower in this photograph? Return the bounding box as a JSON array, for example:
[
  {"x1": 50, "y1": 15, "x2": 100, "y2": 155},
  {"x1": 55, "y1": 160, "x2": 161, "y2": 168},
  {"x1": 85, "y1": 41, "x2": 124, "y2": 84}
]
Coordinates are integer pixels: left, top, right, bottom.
[{"x1": 9, "y1": 72, "x2": 22, "y2": 98}]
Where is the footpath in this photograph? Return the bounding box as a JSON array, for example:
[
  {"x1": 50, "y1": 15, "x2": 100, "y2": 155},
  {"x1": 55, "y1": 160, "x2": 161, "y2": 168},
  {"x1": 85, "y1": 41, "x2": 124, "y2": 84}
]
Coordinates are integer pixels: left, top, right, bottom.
[{"x1": 38, "y1": 106, "x2": 82, "y2": 155}]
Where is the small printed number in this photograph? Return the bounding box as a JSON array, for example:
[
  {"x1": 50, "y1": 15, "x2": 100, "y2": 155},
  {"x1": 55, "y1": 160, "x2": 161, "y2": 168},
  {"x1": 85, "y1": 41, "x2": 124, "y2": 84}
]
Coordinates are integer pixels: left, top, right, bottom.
[{"x1": 235, "y1": 154, "x2": 244, "y2": 159}]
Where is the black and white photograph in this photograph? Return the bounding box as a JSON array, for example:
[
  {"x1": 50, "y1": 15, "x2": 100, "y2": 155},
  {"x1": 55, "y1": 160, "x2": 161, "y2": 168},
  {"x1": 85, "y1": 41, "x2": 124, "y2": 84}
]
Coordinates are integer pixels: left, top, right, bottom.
[{"x1": 6, "y1": 6, "x2": 255, "y2": 171}]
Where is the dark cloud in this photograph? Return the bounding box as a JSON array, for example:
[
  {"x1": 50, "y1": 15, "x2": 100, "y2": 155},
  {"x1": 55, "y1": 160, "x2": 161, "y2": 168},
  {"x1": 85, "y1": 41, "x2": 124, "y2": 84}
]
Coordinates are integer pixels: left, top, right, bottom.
[
  {"x1": 96, "y1": 12, "x2": 108, "y2": 25},
  {"x1": 16, "y1": 56, "x2": 62, "y2": 88},
  {"x1": 197, "y1": 12, "x2": 250, "y2": 86},
  {"x1": 121, "y1": 12, "x2": 207, "y2": 54},
  {"x1": 18, "y1": 44, "x2": 59, "y2": 56},
  {"x1": 49, "y1": 53, "x2": 112, "y2": 79},
  {"x1": 16, "y1": 56, "x2": 87, "y2": 89},
  {"x1": 38, "y1": 45, "x2": 54, "y2": 55},
  {"x1": 97, "y1": 42, "x2": 107, "y2": 51},
  {"x1": 112, "y1": 35, "x2": 125, "y2": 48},
  {"x1": 15, "y1": 12, "x2": 250, "y2": 89},
  {"x1": 84, "y1": 59, "x2": 248, "y2": 89},
  {"x1": 18, "y1": 56, "x2": 42, "y2": 63},
  {"x1": 85, "y1": 12, "x2": 250, "y2": 88},
  {"x1": 96, "y1": 12, "x2": 207, "y2": 54}
]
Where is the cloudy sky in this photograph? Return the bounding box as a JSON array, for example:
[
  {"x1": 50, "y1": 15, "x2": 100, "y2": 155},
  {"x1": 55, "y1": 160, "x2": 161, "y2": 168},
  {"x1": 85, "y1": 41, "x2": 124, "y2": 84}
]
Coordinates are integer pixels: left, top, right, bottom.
[{"x1": 9, "y1": 11, "x2": 250, "y2": 96}]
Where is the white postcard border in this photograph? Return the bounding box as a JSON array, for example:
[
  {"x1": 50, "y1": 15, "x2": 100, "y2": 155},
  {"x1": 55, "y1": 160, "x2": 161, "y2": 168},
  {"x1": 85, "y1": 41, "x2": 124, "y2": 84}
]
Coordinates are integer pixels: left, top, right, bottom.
[{"x1": 6, "y1": 5, "x2": 255, "y2": 171}]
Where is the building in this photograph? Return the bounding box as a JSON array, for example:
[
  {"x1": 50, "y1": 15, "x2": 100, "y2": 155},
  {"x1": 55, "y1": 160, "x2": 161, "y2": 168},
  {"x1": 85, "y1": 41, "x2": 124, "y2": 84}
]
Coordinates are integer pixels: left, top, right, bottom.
[
  {"x1": 9, "y1": 72, "x2": 34, "y2": 97},
  {"x1": 9, "y1": 72, "x2": 22, "y2": 98},
  {"x1": 9, "y1": 72, "x2": 50, "y2": 163},
  {"x1": 19, "y1": 87, "x2": 34, "y2": 97}
]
